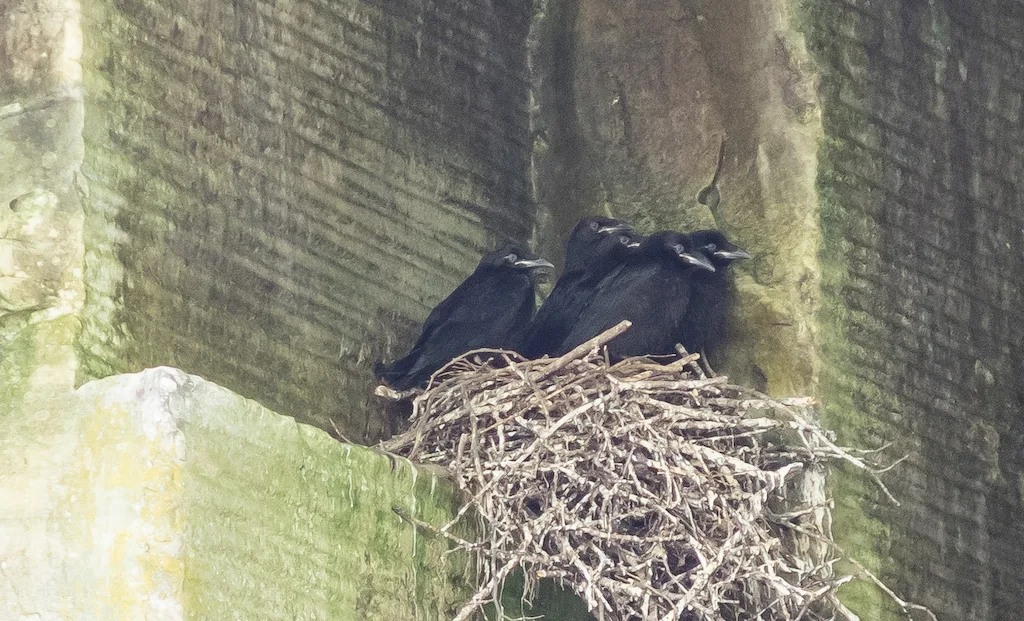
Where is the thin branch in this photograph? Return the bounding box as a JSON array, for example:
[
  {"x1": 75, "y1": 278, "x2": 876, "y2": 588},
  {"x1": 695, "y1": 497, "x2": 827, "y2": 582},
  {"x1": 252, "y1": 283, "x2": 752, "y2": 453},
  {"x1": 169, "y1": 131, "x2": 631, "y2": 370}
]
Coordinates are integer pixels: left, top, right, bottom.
[{"x1": 378, "y1": 323, "x2": 930, "y2": 621}]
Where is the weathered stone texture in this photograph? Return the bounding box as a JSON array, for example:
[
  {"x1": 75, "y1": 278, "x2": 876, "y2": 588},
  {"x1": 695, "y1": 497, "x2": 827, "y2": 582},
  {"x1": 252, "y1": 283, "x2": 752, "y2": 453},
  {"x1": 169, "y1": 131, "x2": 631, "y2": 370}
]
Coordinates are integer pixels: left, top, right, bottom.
[
  {"x1": 0, "y1": 367, "x2": 469, "y2": 620},
  {"x1": 531, "y1": 0, "x2": 821, "y2": 397},
  {"x1": 804, "y1": 0, "x2": 1024, "y2": 618},
  {"x1": 77, "y1": 0, "x2": 535, "y2": 440},
  {"x1": 0, "y1": 0, "x2": 86, "y2": 405}
]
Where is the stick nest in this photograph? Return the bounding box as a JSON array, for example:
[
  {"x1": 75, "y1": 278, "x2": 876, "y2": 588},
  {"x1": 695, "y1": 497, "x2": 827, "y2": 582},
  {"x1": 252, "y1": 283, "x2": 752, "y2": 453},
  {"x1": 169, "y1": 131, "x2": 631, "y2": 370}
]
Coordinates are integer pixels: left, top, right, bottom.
[{"x1": 381, "y1": 323, "x2": 899, "y2": 621}]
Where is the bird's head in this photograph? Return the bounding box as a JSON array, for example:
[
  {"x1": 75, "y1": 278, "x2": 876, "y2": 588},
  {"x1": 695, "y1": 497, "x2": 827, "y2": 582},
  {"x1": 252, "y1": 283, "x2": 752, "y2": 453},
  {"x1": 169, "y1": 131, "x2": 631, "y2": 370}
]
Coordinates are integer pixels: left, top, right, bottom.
[
  {"x1": 482, "y1": 245, "x2": 555, "y2": 272},
  {"x1": 646, "y1": 231, "x2": 716, "y2": 272},
  {"x1": 689, "y1": 229, "x2": 751, "y2": 269},
  {"x1": 564, "y1": 216, "x2": 633, "y2": 272},
  {"x1": 620, "y1": 231, "x2": 644, "y2": 250},
  {"x1": 596, "y1": 229, "x2": 644, "y2": 254},
  {"x1": 574, "y1": 215, "x2": 632, "y2": 238},
  {"x1": 584, "y1": 230, "x2": 645, "y2": 273}
]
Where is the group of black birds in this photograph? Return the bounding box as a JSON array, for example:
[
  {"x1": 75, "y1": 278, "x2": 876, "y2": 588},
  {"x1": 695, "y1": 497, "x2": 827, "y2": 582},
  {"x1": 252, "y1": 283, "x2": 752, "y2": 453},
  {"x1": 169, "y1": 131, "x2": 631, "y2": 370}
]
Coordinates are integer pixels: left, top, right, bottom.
[{"x1": 374, "y1": 217, "x2": 750, "y2": 391}]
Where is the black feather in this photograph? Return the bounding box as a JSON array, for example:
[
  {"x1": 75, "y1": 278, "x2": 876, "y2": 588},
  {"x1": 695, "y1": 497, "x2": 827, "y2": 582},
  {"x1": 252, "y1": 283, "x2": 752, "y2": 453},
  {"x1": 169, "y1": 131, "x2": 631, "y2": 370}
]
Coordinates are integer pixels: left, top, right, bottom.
[
  {"x1": 554, "y1": 231, "x2": 715, "y2": 360},
  {"x1": 375, "y1": 245, "x2": 552, "y2": 390},
  {"x1": 676, "y1": 229, "x2": 750, "y2": 357},
  {"x1": 521, "y1": 217, "x2": 637, "y2": 359}
]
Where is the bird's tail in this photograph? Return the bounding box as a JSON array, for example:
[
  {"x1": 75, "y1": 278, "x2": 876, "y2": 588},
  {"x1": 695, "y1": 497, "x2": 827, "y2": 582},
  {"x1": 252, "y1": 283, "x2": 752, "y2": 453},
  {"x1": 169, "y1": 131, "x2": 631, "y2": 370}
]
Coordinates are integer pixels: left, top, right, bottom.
[{"x1": 373, "y1": 354, "x2": 420, "y2": 391}]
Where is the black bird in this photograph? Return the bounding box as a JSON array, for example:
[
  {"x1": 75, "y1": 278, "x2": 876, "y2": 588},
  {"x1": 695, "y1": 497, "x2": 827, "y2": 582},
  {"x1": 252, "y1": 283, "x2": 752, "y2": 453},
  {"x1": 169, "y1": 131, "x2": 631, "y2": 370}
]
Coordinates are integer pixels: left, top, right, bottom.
[
  {"x1": 561, "y1": 216, "x2": 634, "y2": 273},
  {"x1": 520, "y1": 216, "x2": 637, "y2": 359},
  {"x1": 553, "y1": 231, "x2": 715, "y2": 360},
  {"x1": 677, "y1": 229, "x2": 751, "y2": 360},
  {"x1": 374, "y1": 245, "x2": 554, "y2": 391}
]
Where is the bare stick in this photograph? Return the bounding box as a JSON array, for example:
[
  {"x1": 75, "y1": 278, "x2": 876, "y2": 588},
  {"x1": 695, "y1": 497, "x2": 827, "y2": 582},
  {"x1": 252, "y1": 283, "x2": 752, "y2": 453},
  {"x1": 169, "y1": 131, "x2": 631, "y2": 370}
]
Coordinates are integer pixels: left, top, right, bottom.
[{"x1": 534, "y1": 320, "x2": 632, "y2": 381}]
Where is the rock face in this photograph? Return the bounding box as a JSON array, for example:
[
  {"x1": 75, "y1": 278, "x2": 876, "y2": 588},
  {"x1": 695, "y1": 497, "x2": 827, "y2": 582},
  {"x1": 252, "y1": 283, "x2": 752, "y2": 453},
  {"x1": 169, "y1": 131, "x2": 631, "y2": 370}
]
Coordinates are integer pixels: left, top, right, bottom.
[
  {"x1": 531, "y1": 0, "x2": 822, "y2": 397},
  {"x1": 5, "y1": 0, "x2": 1024, "y2": 619},
  {"x1": 0, "y1": 367, "x2": 469, "y2": 621},
  {"x1": 0, "y1": 0, "x2": 87, "y2": 409},
  {"x1": 75, "y1": 0, "x2": 536, "y2": 440},
  {"x1": 803, "y1": 1, "x2": 1024, "y2": 619},
  {"x1": 533, "y1": 0, "x2": 1024, "y2": 619}
]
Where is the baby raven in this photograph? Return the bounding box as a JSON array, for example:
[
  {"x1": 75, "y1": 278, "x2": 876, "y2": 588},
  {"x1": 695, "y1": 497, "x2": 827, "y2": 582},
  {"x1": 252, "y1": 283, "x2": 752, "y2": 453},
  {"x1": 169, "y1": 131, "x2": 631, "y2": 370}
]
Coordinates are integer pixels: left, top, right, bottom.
[
  {"x1": 374, "y1": 245, "x2": 553, "y2": 390},
  {"x1": 677, "y1": 229, "x2": 750, "y2": 358},
  {"x1": 554, "y1": 231, "x2": 715, "y2": 360},
  {"x1": 561, "y1": 216, "x2": 633, "y2": 273},
  {"x1": 520, "y1": 216, "x2": 637, "y2": 358}
]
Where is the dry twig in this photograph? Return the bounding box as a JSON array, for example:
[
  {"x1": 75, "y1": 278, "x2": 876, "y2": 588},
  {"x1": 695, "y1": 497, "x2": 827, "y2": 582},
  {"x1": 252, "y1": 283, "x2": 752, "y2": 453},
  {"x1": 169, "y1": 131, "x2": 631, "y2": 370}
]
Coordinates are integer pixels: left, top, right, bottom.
[{"x1": 381, "y1": 325, "x2": 926, "y2": 621}]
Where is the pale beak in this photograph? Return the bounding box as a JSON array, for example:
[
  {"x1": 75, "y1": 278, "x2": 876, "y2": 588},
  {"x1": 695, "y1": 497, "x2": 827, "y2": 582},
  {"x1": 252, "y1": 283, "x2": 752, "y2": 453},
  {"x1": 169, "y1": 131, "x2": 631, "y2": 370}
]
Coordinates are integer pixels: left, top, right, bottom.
[
  {"x1": 680, "y1": 252, "x2": 716, "y2": 272},
  {"x1": 598, "y1": 223, "x2": 631, "y2": 235},
  {"x1": 714, "y1": 248, "x2": 751, "y2": 261},
  {"x1": 514, "y1": 258, "x2": 555, "y2": 271}
]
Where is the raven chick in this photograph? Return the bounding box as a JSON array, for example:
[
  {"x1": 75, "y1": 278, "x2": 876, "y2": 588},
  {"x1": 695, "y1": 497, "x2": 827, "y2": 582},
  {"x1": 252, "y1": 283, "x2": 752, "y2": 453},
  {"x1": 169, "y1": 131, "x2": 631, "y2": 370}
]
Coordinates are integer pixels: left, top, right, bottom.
[
  {"x1": 561, "y1": 216, "x2": 633, "y2": 273},
  {"x1": 374, "y1": 245, "x2": 553, "y2": 390},
  {"x1": 676, "y1": 229, "x2": 750, "y2": 359},
  {"x1": 521, "y1": 216, "x2": 637, "y2": 358},
  {"x1": 554, "y1": 231, "x2": 715, "y2": 360}
]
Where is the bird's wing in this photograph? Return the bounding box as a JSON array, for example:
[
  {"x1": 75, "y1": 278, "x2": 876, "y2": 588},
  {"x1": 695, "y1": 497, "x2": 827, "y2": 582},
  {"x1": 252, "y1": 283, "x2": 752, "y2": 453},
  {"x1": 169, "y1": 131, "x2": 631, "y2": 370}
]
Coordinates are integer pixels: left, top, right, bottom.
[
  {"x1": 553, "y1": 265, "x2": 651, "y2": 353},
  {"x1": 434, "y1": 276, "x2": 515, "y2": 327},
  {"x1": 555, "y1": 261, "x2": 691, "y2": 358},
  {"x1": 394, "y1": 275, "x2": 532, "y2": 383},
  {"x1": 676, "y1": 272, "x2": 726, "y2": 353},
  {"x1": 408, "y1": 272, "x2": 491, "y2": 350},
  {"x1": 520, "y1": 270, "x2": 588, "y2": 356}
]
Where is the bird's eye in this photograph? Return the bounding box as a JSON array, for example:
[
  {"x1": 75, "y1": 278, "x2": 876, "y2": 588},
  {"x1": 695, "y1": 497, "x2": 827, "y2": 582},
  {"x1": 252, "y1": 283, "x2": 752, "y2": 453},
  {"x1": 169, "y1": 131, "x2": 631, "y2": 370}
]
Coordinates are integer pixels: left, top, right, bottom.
[
  {"x1": 672, "y1": 243, "x2": 685, "y2": 254},
  {"x1": 505, "y1": 253, "x2": 518, "y2": 263},
  {"x1": 619, "y1": 236, "x2": 630, "y2": 244},
  {"x1": 706, "y1": 243, "x2": 718, "y2": 252},
  {"x1": 589, "y1": 221, "x2": 599, "y2": 231}
]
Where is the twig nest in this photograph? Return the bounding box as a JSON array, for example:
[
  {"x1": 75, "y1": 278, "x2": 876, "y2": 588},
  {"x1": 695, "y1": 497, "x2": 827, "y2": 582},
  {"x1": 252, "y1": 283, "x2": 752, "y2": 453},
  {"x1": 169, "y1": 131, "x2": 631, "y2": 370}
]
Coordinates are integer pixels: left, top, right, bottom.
[{"x1": 382, "y1": 323, "x2": 895, "y2": 621}]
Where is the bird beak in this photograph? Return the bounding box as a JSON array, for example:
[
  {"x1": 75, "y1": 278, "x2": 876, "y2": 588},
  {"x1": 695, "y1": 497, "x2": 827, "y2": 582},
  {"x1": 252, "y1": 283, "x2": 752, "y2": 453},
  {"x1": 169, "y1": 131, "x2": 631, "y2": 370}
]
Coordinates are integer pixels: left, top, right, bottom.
[
  {"x1": 626, "y1": 240, "x2": 642, "y2": 248},
  {"x1": 514, "y1": 258, "x2": 555, "y2": 271},
  {"x1": 680, "y1": 252, "x2": 716, "y2": 272},
  {"x1": 714, "y1": 248, "x2": 751, "y2": 261},
  {"x1": 598, "y1": 224, "x2": 631, "y2": 235}
]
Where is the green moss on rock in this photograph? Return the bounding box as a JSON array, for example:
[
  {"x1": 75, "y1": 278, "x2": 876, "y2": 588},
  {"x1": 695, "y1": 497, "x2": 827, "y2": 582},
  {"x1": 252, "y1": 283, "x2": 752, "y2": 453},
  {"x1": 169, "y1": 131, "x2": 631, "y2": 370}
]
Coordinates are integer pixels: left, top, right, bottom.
[
  {"x1": 793, "y1": 1, "x2": 905, "y2": 618},
  {"x1": 174, "y1": 377, "x2": 471, "y2": 620},
  {"x1": 1, "y1": 367, "x2": 473, "y2": 620}
]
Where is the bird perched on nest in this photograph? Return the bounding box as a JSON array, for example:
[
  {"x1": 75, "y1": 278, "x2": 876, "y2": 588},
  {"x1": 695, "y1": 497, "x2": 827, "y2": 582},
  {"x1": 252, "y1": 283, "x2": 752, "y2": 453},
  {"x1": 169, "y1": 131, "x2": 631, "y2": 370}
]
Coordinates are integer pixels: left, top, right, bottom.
[
  {"x1": 561, "y1": 216, "x2": 635, "y2": 274},
  {"x1": 520, "y1": 216, "x2": 639, "y2": 359},
  {"x1": 554, "y1": 230, "x2": 715, "y2": 360},
  {"x1": 678, "y1": 229, "x2": 750, "y2": 364},
  {"x1": 374, "y1": 245, "x2": 554, "y2": 391}
]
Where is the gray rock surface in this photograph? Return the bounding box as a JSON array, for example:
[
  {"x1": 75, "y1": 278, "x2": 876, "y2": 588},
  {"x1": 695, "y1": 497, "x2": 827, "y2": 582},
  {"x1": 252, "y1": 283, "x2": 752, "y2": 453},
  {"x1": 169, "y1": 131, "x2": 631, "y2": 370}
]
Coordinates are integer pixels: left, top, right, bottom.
[
  {"x1": 0, "y1": 366, "x2": 469, "y2": 621},
  {"x1": 804, "y1": 0, "x2": 1024, "y2": 618},
  {"x1": 76, "y1": 0, "x2": 536, "y2": 440}
]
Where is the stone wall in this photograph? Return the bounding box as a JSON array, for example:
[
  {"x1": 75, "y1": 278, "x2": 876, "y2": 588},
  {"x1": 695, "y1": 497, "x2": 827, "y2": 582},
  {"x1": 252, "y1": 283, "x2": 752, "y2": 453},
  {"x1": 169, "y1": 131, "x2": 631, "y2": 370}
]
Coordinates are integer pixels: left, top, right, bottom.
[
  {"x1": 803, "y1": 0, "x2": 1024, "y2": 618},
  {"x1": 530, "y1": 0, "x2": 822, "y2": 396},
  {"x1": 0, "y1": 366, "x2": 470, "y2": 620},
  {"x1": 533, "y1": 0, "x2": 1024, "y2": 619},
  {"x1": 1, "y1": 0, "x2": 86, "y2": 406},
  {"x1": 7, "y1": 0, "x2": 1024, "y2": 617},
  {"x1": 77, "y1": 0, "x2": 535, "y2": 441}
]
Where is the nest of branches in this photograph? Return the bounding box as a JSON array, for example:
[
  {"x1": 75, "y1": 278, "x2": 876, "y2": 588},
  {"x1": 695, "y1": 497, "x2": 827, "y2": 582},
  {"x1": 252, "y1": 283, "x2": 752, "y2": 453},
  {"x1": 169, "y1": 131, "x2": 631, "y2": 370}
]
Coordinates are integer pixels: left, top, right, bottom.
[{"x1": 381, "y1": 322, "x2": 913, "y2": 621}]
